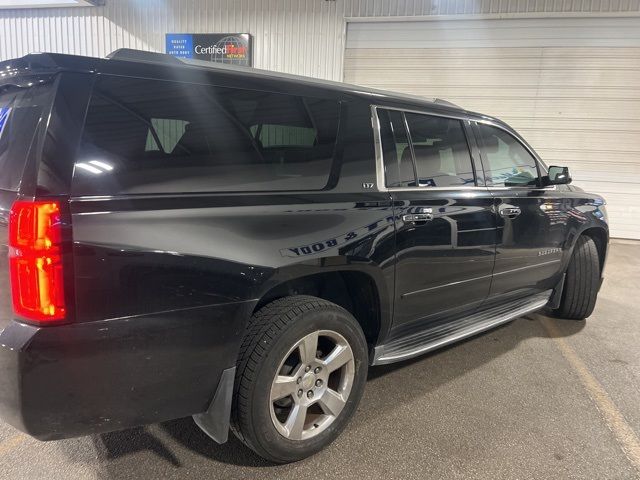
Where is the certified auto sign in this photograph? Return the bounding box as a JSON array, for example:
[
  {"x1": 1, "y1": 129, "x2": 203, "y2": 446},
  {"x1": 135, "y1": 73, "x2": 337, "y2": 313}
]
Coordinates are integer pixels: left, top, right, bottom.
[{"x1": 166, "y1": 33, "x2": 252, "y2": 66}]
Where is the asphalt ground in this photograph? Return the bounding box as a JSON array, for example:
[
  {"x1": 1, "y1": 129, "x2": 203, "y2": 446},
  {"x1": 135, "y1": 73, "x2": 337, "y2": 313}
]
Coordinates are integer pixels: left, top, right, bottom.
[{"x1": 1, "y1": 241, "x2": 639, "y2": 479}]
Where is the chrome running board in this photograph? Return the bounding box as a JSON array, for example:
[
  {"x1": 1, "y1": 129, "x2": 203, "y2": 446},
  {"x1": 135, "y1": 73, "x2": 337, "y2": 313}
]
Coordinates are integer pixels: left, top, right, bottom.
[{"x1": 372, "y1": 290, "x2": 552, "y2": 365}]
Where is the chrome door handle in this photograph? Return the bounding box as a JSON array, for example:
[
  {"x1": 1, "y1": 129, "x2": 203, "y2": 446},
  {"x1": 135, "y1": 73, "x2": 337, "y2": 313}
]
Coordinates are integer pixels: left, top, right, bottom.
[
  {"x1": 499, "y1": 207, "x2": 521, "y2": 219},
  {"x1": 402, "y1": 213, "x2": 433, "y2": 223}
]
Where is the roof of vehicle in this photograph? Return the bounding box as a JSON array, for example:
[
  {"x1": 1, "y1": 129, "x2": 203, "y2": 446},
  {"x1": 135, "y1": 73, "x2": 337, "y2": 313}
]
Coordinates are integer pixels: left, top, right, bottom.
[
  {"x1": 1, "y1": 50, "x2": 479, "y2": 109},
  {"x1": 0, "y1": 49, "x2": 513, "y2": 133}
]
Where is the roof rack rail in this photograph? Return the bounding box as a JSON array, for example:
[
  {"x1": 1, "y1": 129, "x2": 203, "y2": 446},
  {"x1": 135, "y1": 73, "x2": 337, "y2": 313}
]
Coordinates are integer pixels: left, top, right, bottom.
[
  {"x1": 103, "y1": 49, "x2": 465, "y2": 112},
  {"x1": 106, "y1": 48, "x2": 182, "y2": 65}
]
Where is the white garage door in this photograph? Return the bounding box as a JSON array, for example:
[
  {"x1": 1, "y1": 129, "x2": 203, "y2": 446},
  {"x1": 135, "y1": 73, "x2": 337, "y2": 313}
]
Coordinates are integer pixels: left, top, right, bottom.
[{"x1": 344, "y1": 17, "x2": 640, "y2": 239}]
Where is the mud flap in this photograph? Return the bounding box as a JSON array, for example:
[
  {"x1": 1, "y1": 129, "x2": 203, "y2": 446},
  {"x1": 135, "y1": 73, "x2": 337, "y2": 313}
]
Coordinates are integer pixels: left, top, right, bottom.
[
  {"x1": 548, "y1": 273, "x2": 566, "y2": 310},
  {"x1": 192, "y1": 366, "x2": 235, "y2": 444}
]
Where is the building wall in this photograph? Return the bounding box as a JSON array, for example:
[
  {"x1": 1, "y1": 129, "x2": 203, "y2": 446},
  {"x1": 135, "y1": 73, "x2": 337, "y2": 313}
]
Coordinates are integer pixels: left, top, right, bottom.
[
  {"x1": 343, "y1": 17, "x2": 640, "y2": 239},
  {"x1": 2, "y1": 0, "x2": 640, "y2": 80}
]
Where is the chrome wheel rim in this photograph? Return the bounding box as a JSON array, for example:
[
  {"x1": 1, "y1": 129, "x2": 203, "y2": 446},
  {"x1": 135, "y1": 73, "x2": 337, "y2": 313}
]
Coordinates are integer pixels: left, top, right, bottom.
[{"x1": 269, "y1": 329, "x2": 355, "y2": 441}]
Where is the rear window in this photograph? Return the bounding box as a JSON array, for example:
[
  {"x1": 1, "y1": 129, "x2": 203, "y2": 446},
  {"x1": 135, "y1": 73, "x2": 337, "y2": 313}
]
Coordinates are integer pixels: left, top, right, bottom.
[
  {"x1": 74, "y1": 76, "x2": 341, "y2": 195},
  {"x1": 0, "y1": 83, "x2": 52, "y2": 191}
]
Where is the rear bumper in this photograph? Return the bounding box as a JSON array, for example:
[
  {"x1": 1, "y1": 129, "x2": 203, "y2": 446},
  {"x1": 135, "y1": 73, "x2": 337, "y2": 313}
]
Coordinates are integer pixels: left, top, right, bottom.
[{"x1": 0, "y1": 301, "x2": 251, "y2": 440}]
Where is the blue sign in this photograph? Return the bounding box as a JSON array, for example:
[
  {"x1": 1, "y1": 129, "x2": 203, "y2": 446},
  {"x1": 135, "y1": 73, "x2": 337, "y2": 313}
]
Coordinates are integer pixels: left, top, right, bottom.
[
  {"x1": 165, "y1": 33, "x2": 252, "y2": 66},
  {"x1": 166, "y1": 34, "x2": 194, "y2": 59},
  {"x1": 0, "y1": 107, "x2": 11, "y2": 139}
]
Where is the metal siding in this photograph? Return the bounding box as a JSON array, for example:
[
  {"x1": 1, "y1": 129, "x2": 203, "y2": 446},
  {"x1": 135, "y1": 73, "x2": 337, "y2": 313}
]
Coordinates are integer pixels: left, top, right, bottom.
[
  {"x1": 2, "y1": 0, "x2": 640, "y2": 78},
  {"x1": 346, "y1": 18, "x2": 640, "y2": 48},
  {"x1": 0, "y1": 0, "x2": 344, "y2": 80},
  {"x1": 344, "y1": 18, "x2": 640, "y2": 239}
]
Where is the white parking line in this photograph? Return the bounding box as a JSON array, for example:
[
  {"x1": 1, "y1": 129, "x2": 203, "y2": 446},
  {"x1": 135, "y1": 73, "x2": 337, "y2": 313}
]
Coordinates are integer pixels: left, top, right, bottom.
[{"x1": 540, "y1": 315, "x2": 640, "y2": 476}]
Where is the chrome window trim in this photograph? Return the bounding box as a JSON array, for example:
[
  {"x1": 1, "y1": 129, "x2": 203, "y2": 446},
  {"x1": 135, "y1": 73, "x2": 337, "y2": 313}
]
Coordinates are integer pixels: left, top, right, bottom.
[
  {"x1": 376, "y1": 185, "x2": 490, "y2": 192},
  {"x1": 487, "y1": 186, "x2": 557, "y2": 192},
  {"x1": 371, "y1": 105, "x2": 387, "y2": 191},
  {"x1": 371, "y1": 104, "x2": 556, "y2": 193}
]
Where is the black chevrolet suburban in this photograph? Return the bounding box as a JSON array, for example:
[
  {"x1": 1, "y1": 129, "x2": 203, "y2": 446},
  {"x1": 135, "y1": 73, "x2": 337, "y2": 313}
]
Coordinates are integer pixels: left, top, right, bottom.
[{"x1": 0, "y1": 49, "x2": 608, "y2": 463}]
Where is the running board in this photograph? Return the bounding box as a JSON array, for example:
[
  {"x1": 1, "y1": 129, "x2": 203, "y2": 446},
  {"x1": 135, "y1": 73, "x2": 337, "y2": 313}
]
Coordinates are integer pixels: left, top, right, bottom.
[{"x1": 372, "y1": 290, "x2": 552, "y2": 365}]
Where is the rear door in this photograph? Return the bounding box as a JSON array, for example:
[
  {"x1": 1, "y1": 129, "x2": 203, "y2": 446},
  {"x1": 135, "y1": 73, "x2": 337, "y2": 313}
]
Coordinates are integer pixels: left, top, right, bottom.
[
  {"x1": 473, "y1": 121, "x2": 567, "y2": 302},
  {"x1": 375, "y1": 107, "x2": 496, "y2": 334}
]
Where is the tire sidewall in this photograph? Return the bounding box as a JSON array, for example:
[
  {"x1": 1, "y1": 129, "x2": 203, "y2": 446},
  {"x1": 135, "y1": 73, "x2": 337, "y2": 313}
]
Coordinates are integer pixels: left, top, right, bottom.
[
  {"x1": 555, "y1": 235, "x2": 600, "y2": 319},
  {"x1": 246, "y1": 304, "x2": 368, "y2": 463}
]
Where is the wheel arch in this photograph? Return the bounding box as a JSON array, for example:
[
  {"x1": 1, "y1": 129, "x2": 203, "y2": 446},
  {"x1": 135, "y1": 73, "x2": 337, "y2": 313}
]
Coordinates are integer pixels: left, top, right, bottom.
[
  {"x1": 252, "y1": 265, "x2": 391, "y2": 350},
  {"x1": 571, "y1": 225, "x2": 609, "y2": 274}
]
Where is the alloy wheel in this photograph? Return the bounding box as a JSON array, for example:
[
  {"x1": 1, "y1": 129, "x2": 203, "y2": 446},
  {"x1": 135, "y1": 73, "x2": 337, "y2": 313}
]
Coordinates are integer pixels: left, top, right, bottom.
[{"x1": 269, "y1": 329, "x2": 355, "y2": 441}]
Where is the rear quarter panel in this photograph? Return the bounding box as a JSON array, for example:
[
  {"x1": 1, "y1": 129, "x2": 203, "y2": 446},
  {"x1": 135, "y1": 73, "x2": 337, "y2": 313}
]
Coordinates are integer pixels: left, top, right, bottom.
[
  {"x1": 55, "y1": 95, "x2": 396, "y2": 437},
  {"x1": 1, "y1": 69, "x2": 399, "y2": 438}
]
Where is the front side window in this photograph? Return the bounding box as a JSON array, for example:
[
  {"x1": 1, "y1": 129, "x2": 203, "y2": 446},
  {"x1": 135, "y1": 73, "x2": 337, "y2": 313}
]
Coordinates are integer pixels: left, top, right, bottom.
[
  {"x1": 74, "y1": 76, "x2": 340, "y2": 195},
  {"x1": 475, "y1": 123, "x2": 539, "y2": 187}
]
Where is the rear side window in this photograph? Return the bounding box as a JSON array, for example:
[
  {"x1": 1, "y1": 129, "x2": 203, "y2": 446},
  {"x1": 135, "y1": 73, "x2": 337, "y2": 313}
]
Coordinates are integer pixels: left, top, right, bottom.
[
  {"x1": 379, "y1": 108, "x2": 475, "y2": 188},
  {"x1": 475, "y1": 123, "x2": 539, "y2": 187},
  {"x1": 378, "y1": 109, "x2": 414, "y2": 188},
  {"x1": 145, "y1": 118, "x2": 189, "y2": 153},
  {"x1": 74, "y1": 76, "x2": 341, "y2": 195},
  {"x1": 0, "y1": 83, "x2": 53, "y2": 191},
  {"x1": 252, "y1": 124, "x2": 316, "y2": 147},
  {"x1": 405, "y1": 113, "x2": 474, "y2": 187}
]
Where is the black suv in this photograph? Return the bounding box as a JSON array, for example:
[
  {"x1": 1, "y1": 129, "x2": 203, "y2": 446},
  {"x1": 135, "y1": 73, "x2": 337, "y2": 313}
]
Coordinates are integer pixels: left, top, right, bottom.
[{"x1": 0, "y1": 49, "x2": 608, "y2": 463}]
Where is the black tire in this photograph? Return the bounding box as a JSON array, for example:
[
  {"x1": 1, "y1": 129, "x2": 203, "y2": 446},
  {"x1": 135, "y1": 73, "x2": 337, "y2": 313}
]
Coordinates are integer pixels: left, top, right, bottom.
[
  {"x1": 230, "y1": 295, "x2": 368, "y2": 463},
  {"x1": 555, "y1": 235, "x2": 600, "y2": 320}
]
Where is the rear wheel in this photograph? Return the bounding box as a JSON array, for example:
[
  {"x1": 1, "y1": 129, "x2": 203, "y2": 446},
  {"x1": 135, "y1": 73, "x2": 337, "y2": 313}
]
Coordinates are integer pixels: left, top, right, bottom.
[
  {"x1": 555, "y1": 235, "x2": 601, "y2": 320},
  {"x1": 230, "y1": 295, "x2": 368, "y2": 463}
]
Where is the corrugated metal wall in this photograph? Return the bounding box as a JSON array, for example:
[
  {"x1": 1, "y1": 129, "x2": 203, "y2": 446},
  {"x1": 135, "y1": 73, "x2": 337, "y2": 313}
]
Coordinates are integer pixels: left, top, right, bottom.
[
  {"x1": 2, "y1": 0, "x2": 640, "y2": 80},
  {"x1": 344, "y1": 17, "x2": 640, "y2": 239}
]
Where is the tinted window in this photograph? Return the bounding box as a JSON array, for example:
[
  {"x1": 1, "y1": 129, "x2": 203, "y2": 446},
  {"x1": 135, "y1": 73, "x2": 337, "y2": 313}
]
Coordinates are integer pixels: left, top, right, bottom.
[
  {"x1": 74, "y1": 76, "x2": 340, "y2": 195},
  {"x1": 404, "y1": 113, "x2": 474, "y2": 187},
  {"x1": 475, "y1": 123, "x2": 539, "y2": 187},
  {"x1": 252, "y1": 124, "x2": 316, "y2": 147},
  {"x1": 378, "y1": 109, "x2": 414, "y2": 188},
  {"x1": 145, "y1": 118, "x2": 189, "y2": 153},
  {"x1": 0, "y1": 83, "x2": 53, "y2": 191}
]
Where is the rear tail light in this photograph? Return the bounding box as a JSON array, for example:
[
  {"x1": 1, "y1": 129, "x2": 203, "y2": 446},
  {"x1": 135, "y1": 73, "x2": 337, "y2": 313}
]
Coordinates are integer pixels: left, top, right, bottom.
[{"x1": 9, "y1": 200, "x2": 67, "y2": 323}]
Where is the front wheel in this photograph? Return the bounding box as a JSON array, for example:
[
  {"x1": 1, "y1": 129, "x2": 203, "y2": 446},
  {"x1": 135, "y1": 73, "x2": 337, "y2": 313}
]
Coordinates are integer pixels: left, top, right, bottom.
[
  {"x1": 555, "y1": 235, "x2": 601, "y2": 320},
  {"x1": 230, "y1": 295, "x2": 368, "y2": 463}
]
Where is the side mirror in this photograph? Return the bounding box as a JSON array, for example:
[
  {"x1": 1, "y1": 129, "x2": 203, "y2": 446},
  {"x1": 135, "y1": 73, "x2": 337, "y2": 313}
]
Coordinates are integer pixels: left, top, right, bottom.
[{"x1": 545, "y1": 166, "x2": 572, "y2": 185}]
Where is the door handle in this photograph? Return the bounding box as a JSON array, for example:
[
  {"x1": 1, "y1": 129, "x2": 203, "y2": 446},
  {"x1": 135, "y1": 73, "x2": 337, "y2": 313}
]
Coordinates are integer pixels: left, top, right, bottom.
[
  {"x1": 402, "y1": 213, "x2": 433, "y2": 223},
  {"x1": 499, "y1": 206, "x2": 521, "y2": 219}
]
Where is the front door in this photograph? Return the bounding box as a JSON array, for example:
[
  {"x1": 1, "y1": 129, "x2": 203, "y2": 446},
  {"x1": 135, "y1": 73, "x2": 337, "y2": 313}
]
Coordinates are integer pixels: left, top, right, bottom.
[
  {"x1": 472, "y1": 121, "x2": 567, "y2": 302},
  {"x1": 375, "y1": 107, "x2": 496, "y2": 333}
]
